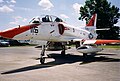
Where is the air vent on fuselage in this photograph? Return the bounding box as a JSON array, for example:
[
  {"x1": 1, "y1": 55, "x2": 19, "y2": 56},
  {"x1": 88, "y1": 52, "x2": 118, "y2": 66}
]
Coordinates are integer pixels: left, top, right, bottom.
[{"x1": 58, "y1": 24, "x2": 64, "y2": 35}]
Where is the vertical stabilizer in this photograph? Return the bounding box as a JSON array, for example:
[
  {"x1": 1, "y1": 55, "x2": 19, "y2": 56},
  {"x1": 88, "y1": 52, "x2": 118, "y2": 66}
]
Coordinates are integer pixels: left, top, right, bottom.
[
  {"x1": 85, "y1": 14, "x2": 97, "y2": 39},
  {"x1": 86, "y1": 14, "x2": 97, "y2": 27}
]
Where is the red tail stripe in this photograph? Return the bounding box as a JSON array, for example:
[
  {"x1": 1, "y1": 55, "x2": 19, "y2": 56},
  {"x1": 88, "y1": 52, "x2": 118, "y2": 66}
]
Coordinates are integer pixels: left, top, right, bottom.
[
  {"x1": 0, "y1": 24, "x2": 40, "y2": 39},
  {"x1": 86, "y1": 14, "x2": 96, "y2": 26},
  {"x1": 95, "y1": 40, "x2": 120, "y2": 44}
]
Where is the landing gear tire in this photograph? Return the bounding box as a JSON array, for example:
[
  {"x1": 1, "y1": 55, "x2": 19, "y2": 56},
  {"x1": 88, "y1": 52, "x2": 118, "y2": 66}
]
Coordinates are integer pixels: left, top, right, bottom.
[
  {"x1": 40, "y1": 57, "x2": 45, "y2": 64},
  {"x1": 83, "y1": 53, "x2": 87, "y2": 57},
  {"x1": 61, "y1": 50, "x2": 65, "y2": 56},
  {"x1": 91, "y1": 53, "x2": 96, "y2": 57}
]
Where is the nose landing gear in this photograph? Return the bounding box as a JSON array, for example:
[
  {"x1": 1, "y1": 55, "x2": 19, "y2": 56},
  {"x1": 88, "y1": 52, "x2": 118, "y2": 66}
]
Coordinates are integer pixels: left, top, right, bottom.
[
  {"x1": 39, "y1": 42, "x2": 66, "y2": 64},
  {"x1": 39, "y1": 42, "x2": 51, "y2": 64},
  {"x1": 40, "y1": 56, "x2": 45, "y2": 64}
]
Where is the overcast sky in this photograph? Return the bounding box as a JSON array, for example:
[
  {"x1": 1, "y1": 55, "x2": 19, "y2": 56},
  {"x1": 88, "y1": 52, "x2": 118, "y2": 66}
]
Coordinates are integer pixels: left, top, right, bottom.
[{"x1": 0, "y1": 0, "x2": 120, "y2": 30}]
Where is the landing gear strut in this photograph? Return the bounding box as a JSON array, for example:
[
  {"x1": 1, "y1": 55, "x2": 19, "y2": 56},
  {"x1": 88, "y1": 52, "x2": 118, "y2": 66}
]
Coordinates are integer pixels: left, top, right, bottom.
[
  {"x1": 40, "y1": 45, "x2": 45, "y2": 64},
  {"x1": 83, "y1": 53, "x2": 88, "y2": 57},
  {"x1": 40, "y1": 56, "x2": 45, "y2": 64},
  {"x1": 61, "y1": 45, "x2": 66, "y2": 56},
  {"x1": 40, "y1": 42, "x2": 51, "y2": 64},
  {"x1": 61, "y1": 42, "x2": 66, "y2": 56},
  {"x1": 39, "y1": 42, "x2": 66, "y2": 64}
]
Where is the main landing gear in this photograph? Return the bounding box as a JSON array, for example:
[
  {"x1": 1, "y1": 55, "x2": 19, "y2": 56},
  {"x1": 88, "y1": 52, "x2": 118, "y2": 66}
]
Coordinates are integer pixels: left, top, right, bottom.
[
  {"x1": 39, "y1": 42, "x2": 66, "y2": 64},
  {"x1": 61, "y1": 45, "x2": 66, "y2": 56}
]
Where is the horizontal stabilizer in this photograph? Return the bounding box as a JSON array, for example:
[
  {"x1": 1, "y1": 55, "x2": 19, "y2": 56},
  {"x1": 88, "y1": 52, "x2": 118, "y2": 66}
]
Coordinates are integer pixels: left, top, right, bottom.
[{"x1": 96, "y1": 28, "x2": 110, "y2": 31}]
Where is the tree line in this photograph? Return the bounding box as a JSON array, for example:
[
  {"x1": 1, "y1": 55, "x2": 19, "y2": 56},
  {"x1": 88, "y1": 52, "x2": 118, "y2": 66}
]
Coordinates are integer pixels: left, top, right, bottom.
[{"x1": 79, "y1": 0, "x2": 120, "y2": 39}]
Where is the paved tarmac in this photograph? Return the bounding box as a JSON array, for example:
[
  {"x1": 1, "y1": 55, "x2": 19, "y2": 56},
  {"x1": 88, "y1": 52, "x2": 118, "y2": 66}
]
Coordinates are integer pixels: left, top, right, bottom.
[{"x1": 0, "y1": 46, "x2": 120, "y2": 81}]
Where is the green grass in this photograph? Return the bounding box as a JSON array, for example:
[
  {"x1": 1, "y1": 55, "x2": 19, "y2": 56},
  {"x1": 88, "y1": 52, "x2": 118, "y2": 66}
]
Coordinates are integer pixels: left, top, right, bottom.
[
  {"x1": 99, "y1": 45, "x2": 120, "y2": 49},
  {"x1": 69, "y1": 44, "x2": 120, "y2": 49}
]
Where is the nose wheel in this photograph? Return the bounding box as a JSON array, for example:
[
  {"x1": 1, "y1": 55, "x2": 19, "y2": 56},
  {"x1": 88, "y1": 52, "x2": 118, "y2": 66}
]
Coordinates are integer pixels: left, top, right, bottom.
[
  {"x1": 40, "y1": 57, "x2": 45, "y2": 64},
  {"x1": 39, "y1": 42, "x2": 66, "y2": 64}
]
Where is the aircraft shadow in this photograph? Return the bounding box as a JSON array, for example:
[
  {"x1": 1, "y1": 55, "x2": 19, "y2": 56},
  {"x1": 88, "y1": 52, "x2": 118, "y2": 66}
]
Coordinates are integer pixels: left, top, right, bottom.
[{"x1": 1, "y1": 53, "x2": 120, "y2": 75}]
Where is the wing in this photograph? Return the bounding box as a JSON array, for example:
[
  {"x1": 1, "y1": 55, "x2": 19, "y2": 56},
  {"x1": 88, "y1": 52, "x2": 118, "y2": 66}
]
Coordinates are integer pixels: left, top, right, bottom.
[{"x1": 83, "y1": 40, "x2": 120, "y2": 44}]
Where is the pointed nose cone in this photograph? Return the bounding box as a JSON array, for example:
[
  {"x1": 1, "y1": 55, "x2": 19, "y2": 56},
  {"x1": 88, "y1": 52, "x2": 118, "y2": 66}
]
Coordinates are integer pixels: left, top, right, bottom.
[{"x1": 0, "y1": 24, "x2": 40, "y2": 39}]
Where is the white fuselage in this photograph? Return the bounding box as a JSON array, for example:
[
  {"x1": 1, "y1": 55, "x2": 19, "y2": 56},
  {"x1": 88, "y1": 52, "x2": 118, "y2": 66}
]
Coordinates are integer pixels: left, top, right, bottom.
[{"x1": 13, "y1": 22, "x2": 92, "y2": 42}]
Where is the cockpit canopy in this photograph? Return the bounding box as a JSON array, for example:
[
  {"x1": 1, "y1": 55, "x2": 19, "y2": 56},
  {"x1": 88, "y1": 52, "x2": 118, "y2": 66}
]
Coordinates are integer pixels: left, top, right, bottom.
[{"x1": 29, "y1": 15, "x2": 63, "y2": 24}]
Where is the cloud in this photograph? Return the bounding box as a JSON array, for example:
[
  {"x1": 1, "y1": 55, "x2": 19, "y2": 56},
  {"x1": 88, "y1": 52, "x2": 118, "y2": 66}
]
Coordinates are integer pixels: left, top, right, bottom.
[
  {"x1": 9, "y1": 21, "x2": 18, "y2": 25},
  {"x1": 38, "y1": 0, "x2": 54, "y2": 11},
  {"x1": 0, "y1": 0, "x2": 16, "y2": 13},
  {"x1": 0, "y1": 0, "x2": 16, "y2": 4},
  {"x1": 0, "y1": 5, "x2": 14, "y2": 13},
  {"x1": 10, "y1": 0, "x2": 16, "y2": 3},
  {"x1": 22, "y1": 18, "x2": 27, "y2": 22},
  {"x1": 14, "y1": 16, "x2": 22, "y2": 20},
  {"x1": 0, "y1": 0, "x2": 4, "y2": 3},
  {"x1": 9, "y1": 4, "x2": 15, "y2": 7},
  {"x1": 60, "y1": 14, "x2": 69, "y2": 19},
  {"x1": 73, "y1": 3, "x2": 83, "y2": 13},
  {"x1": 9, "y1": 16, "x2": 28, "y2": 25},
  {"x1": 16, "y1": 7, "x2": 32, "y2": 11},
  {"x1": 9, "y1": 16, "x2": 22, "y2": 25}
]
